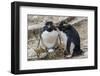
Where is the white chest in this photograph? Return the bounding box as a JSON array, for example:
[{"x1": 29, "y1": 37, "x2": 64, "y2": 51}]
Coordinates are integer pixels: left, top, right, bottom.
[
  {"x1": 41, "y1": 30, "x2": 58, "y2": 48},
  {"x1": 60, "y1": 31, "x2": 68, "y2": 50},
  {"x1": 60, "y1": 31, "x2": 68, "y2": 42}
]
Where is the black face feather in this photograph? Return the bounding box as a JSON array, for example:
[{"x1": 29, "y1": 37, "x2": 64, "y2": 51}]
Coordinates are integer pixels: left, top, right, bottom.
[
  {"x1": 58, "y1": 21, "x2": 69, "y2": 32},
  {"x1": 45, "y1": 21, "x2": 53, "y2": 26},
  {"x1": 43, "y1": 21, "x2": 56, "y2": 32}
]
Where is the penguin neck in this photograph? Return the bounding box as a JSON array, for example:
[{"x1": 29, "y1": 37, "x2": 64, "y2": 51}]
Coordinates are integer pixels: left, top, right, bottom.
[{"x1": 47, "y1": 28, "x2": 53, "y2": 32}]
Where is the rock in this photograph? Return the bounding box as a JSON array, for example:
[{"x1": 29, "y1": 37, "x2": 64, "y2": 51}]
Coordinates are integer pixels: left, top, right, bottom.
[
  {"x1": 28, "y1": 48, "x2": 38, "y2": 60},
  {"x1": 34, "y1": 48, "x2": 48, "y2": 59},
  {"x1": 39, "y1": 52, "x2": 48, "y2": 59}
]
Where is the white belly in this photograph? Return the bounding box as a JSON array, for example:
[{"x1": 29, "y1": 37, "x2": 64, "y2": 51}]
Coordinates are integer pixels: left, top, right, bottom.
[
  {"x1": 41, "y1": 30, "x2": 58, "y2": 48},
  {"x1": 60, "y1": 31, "x2": 68, "y2": 50}
]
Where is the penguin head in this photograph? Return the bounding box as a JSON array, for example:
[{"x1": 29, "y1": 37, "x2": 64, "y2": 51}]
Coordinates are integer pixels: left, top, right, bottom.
[
  {"x1": 43, "y1": 21, "x2": 56, "y2": 32},
  {"x1": 57, "y1": 20, "x2": 68, "y2": 32}
]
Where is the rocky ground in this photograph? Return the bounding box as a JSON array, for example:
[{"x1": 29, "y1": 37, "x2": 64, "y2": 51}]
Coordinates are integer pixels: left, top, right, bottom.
[{"x1": 27, "y1": 15, "x2": 88, "y2": 61}]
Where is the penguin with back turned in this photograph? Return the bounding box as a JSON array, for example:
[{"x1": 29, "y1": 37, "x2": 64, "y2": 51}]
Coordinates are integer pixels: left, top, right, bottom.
[{"x1": 57, "y1": 20, "x2": 83, "y2": 58}]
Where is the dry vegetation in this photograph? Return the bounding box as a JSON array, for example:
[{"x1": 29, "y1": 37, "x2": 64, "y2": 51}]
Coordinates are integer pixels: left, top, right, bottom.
[{"x1": 27, "y1": 15, "x2": 88, "y2": 61}]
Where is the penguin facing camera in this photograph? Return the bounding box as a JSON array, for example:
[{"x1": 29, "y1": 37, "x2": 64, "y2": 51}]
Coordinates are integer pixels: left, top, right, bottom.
[{"x1": 40, "y1": 21, "x2": 59, "y2": 53}]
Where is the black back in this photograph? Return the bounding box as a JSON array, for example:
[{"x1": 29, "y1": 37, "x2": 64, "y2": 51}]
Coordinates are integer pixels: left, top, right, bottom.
[
  {"x1": 58, "y1": 20, "x2": 83, "y2": 56},
  {"x1": 58, "y1": 21, "x2": 80, "y2": 46}
]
